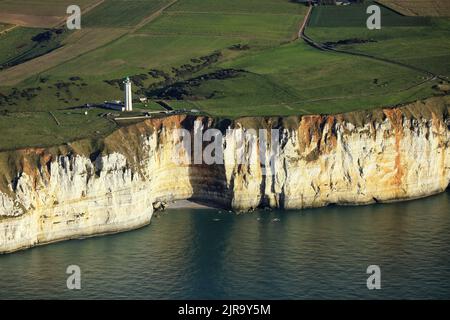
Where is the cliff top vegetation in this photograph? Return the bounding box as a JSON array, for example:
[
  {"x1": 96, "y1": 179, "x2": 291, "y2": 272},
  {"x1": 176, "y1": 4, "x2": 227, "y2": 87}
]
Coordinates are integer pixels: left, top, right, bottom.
[{"x1": 0, "y1": 0, "x2": 449, "y2": 150}]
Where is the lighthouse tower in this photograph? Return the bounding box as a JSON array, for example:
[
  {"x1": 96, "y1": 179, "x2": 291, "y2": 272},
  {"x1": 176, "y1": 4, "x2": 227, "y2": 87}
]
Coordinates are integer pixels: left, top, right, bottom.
[{"x1": 124, "y1": 77, "x2": 133, "y2": 112}]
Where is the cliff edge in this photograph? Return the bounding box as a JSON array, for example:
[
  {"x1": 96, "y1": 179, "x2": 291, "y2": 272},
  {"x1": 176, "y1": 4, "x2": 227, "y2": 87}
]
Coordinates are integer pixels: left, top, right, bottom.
[{"x1": 1, "y1": 97, "x2": 449, "y2": 253}]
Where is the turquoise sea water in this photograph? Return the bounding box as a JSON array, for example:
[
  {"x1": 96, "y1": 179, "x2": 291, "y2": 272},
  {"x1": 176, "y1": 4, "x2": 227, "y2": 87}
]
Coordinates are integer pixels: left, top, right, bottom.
[{"x1": 0, "y1": 191, "x2": 449, "y2": 299}]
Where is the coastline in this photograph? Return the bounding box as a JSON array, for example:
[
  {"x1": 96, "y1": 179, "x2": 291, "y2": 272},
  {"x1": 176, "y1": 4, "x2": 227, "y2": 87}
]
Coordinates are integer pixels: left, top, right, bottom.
[{"x1": 166, "y1": 200, "x2": 217, "y2": 210}]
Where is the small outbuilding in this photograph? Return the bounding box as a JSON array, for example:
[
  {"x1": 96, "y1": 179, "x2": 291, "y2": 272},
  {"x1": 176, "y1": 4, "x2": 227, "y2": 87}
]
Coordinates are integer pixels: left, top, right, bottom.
[{"x1": 104, "y1": 100, "x2": 125, "y2": 112}]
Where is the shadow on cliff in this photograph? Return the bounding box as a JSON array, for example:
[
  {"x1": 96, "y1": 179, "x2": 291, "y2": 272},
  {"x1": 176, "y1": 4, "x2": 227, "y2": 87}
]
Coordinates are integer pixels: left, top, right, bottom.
[{"x1": 182, "y1": 116, "x2": 233, "y2": 210}]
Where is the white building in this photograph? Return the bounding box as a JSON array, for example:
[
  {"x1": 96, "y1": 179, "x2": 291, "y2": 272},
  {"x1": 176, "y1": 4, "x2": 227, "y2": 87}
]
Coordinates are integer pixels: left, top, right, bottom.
[
  {"x1": 124, "y1": 77, "x2": 133, "y2": 112},
  {"x1": 103, "y1": 77, "x2": 133, "y2": 112}
]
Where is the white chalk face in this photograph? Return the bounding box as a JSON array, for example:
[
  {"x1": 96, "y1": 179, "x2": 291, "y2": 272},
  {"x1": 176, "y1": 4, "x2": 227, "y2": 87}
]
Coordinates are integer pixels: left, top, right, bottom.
[{"x1": 171, "y1": 123, "x2": 280, "y2": 176}]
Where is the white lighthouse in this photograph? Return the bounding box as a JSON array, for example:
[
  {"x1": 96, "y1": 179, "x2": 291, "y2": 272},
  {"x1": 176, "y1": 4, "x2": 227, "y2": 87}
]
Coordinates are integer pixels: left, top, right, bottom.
[{"x1": 124, "y1": 77, "x2": 133, "y2": 112}]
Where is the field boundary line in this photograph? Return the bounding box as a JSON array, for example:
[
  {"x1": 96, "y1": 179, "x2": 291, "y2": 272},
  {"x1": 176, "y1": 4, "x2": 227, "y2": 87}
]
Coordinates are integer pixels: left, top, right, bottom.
[
  {"x1": 13, "y1": 0, "x2": 179, "y2": 83},
  {"x1": 131, "y1": 0, "x2": 179, "y2": 33}
]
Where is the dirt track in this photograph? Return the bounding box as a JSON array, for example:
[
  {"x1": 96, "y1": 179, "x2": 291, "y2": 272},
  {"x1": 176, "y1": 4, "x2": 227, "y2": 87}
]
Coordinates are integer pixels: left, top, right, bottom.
[{"x1": 0, "y1": 24, "x2": 17, "y2": 36}]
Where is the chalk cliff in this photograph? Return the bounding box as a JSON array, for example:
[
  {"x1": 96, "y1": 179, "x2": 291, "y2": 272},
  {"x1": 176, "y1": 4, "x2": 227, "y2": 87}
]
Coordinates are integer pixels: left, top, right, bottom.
[{"x1": 1, "y1": 97, "x2": 449, "y2": 253}]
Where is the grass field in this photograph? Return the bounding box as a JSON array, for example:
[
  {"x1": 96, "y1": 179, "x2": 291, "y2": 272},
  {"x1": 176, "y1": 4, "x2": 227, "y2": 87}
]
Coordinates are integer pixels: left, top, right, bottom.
[
  {"x1": 44, "y1": 34, "x2": 239, "y2": 78},
  {"x1": 0, "y1": 0, "x2": 307, "y2": 110},
  {"x1": 0, "y1": 0, "x2": 448, "y2": 150},
  {"x1": 0, "y1": 27, "x2": 67, "y2": 69},
  {"x1": 309, "y1": 2, "x2": 431, "y2": 27},
  {"x1": 188, "y1": 41, "x2": 434, "y2": 116},
  {"x1": 82, "y1": 0, "x2": 172, "y2": 28},
  {"x1": 0, "y1": 108, "x2": 117, "y2": 151},
  {"x1": 307, "y1": 1, "x2": 450, "y2": 77},
  {"x1": 0, "y1": 27, "x2": 129, "y2": 86},
  {"x1": 139, "y1": 12, "x2": 301, "y2": 40}
]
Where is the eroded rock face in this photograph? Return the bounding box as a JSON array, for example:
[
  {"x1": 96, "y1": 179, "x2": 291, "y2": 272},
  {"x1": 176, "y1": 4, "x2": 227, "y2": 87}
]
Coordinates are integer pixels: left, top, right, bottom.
[{"x1": 1, "y1": 98, "x2": 449, "y2": 253}]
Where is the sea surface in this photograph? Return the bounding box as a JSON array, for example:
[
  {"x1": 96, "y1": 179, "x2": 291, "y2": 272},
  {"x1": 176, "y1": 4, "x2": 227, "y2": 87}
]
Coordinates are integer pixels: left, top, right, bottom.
[{"x1": 1, "y1": 191, "x2": 449, "y2": 299}]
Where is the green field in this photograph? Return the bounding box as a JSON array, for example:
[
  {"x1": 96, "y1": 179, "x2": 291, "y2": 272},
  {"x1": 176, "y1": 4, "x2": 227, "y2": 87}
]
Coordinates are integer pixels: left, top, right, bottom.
[
  {"x1": 0, "y1": 0, "x2": 448, "y2": 150},
  {"x1": 0, "y1": 108, "x2": 117, "y2": 151},
  {"x1": 82, "y1": 0, "x2": 171, "y2": 27},
  {"x1": 188, "y1": 41, "x2": 434, "y2": 116},
  {"x1": 308, "y1": 2, "x2": 431, "y2": 27},
  {"x1": 44, "y1": 34, "x2": 239, "y2": 78},
  {"x1": 306, "y1": 1, "x2": 450, "y2": 77},
  {"x1": 139, "y1": 12, "x2": 300, "y2": 40},
  {"x1": 0, "y1": 27, "x2": 67, "y2": 69},
  {"x1": 0, "y1": 0, "x2": 307, "y2": 111}
]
